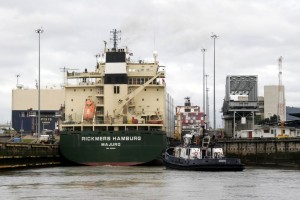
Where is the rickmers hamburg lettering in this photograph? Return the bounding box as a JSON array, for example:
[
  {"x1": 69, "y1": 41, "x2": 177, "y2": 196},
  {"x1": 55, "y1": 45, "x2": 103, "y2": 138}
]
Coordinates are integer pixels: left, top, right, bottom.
[{"x1": 81, "y1": 136, "x2": 142, "y2": 149}]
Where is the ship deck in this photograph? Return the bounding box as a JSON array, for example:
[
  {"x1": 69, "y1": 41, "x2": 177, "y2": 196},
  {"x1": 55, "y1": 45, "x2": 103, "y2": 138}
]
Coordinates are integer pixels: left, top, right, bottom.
[{"x1": 61, "y1": 123, "x2": 164, "y2": 132}]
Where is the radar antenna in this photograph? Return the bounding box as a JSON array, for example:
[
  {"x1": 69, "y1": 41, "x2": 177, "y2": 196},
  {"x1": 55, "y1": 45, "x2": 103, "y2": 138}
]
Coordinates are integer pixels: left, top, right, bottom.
[{"x1": 110, "y1": 29, "x2": 121, "y2": 50}]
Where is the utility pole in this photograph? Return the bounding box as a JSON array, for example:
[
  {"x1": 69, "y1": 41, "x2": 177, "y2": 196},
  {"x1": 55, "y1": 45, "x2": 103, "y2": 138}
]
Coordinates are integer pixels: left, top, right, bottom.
[
  {"x1": 201, "y1": 48, "x2": 207, "y2": 129},
  {"x1": 205, "y1": 74, "x2": 209, "y2": 129},
  {"x1": 211, "y1": 33, "x2": 218, "y2": 134},
  {"x1": 277, "y1": 56, "x2": 285, "y2": 136},
  {"x1": 35, "y1": 27, "x2": 44, "y2": 138}
]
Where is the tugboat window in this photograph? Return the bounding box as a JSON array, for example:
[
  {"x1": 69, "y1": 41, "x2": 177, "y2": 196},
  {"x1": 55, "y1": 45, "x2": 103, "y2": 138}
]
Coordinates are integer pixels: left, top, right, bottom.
[{"x1": 186, "y1": 149, "x2": 190, "y2": 156}]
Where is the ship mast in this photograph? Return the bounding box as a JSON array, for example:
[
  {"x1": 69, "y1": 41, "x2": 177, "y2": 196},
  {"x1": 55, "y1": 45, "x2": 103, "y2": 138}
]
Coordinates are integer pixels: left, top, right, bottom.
[{"x1": 110, "y1": 29, "x2": 121, "y2": 50}]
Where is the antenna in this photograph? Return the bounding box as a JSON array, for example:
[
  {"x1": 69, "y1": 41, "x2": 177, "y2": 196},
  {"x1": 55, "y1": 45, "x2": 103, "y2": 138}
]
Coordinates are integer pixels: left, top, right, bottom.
[
  {"x1": 110, "y1": 29, "x2": 121, "y2": 50},
  {"x1": 16, "y1": 74, "x2": 22, "y2": 88},
  {"x1": 103, "y1": 40, "x2": 107, "y2": 52},
  {"x1": 278, "y1": 56, "x2": 283, "y2": 86}
]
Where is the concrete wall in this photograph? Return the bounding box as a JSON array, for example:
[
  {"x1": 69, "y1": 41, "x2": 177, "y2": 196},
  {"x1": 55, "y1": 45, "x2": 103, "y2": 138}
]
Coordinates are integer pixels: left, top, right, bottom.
[{"x1": 219, "y1": 138, "x2": 300, "y2": 166}]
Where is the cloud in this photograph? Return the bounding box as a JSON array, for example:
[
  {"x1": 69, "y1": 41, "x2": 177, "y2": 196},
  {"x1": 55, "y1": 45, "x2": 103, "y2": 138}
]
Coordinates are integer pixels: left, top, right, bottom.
[{"x1": 1, "y1": 0, "x2": 300, "y2": 128}]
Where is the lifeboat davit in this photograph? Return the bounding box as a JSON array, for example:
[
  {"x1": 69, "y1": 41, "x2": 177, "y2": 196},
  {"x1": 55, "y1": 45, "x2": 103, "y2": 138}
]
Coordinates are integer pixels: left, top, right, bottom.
[{"x1": 83, "y1": 99, "x2": 95, "y2": 121}]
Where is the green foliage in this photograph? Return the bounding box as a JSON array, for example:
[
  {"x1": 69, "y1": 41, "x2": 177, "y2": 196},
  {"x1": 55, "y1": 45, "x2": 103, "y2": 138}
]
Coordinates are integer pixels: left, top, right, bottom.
[{"x1": 257, "y1": 114, "x2": 280, "y2": 125}]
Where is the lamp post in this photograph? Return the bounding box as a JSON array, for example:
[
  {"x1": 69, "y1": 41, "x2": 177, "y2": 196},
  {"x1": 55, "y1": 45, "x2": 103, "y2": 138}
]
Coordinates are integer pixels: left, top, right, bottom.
[
  {"x1": 35, "y1": 28, "x2": 44, "y2": 138},
  {"x1": 211, "y1": 33, "x2": 218, "y2": 134},
  {"x1": 201, "y1": 48, "x2": 207, "y2": 129},
  {"x1": 205, "y1": 74, "x2": 209, "y2": 129}
]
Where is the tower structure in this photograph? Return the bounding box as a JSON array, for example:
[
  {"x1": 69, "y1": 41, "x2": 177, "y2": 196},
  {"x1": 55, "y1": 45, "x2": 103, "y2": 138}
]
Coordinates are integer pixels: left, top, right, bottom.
[
  {"x1": 277, "y1": 56, "x2": 286, "y2": 122},
  {"x1": 222, "y1": 75, "x2": 259, "y2": 137}
]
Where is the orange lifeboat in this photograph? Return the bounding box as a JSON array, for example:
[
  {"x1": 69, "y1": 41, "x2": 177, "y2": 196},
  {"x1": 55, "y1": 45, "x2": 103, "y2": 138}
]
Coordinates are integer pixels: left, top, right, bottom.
[
  {"x1": 148, "y1": 120, "x2": 163, "y2": 124},
  {"x1": 83, "y1": 99, "x2": 95, "y2": 121}
]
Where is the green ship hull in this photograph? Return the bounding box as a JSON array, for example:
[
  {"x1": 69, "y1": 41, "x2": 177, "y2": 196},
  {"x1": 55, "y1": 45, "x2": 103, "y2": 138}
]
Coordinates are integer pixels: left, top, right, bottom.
[{"x1": 60, "y1": 130, "x2": 166, "y2": 166}]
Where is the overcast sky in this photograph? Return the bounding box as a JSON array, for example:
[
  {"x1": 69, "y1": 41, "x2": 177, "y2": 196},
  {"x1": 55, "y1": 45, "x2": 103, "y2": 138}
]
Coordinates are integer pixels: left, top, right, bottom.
[{"x1": 1, "y1": 0, "x2": 300, "y2": 128}]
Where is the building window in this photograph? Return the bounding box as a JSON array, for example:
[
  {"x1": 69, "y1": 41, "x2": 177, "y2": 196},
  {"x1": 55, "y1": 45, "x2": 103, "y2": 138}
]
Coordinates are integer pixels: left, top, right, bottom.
[
  {"x1": 74, "y1": 89, "x2": 76, "y2": 92},
  {"x1": 114, "y1": 86, "x2": 120, "y2": 94},
  {"x1": 157, "y1": 98, "x2": 159, "y2": 101}
]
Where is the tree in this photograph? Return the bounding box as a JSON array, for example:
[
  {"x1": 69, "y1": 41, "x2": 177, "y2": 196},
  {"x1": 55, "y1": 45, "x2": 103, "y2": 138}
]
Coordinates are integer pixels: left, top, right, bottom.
[{"x1": 257, "y1": 114, "x2": 280, "y2": 125}]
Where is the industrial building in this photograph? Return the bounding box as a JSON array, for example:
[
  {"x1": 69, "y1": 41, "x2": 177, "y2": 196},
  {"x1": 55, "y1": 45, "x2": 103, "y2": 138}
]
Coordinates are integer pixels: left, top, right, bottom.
[
  {"x1": 264, "y1": 85, "x2": 286, "y2": 121},
  {"x1": 222, "y1": 75, "x2": 259, "y2": 138},
  {"x1": 11, "y1": 88, "x2": 65, "y2": 133}
]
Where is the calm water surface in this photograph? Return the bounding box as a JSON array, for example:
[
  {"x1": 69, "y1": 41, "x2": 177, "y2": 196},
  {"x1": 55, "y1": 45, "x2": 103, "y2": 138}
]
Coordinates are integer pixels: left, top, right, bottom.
[{"x1": 0, "y1": 166, "x2": 299, "y2": 200}]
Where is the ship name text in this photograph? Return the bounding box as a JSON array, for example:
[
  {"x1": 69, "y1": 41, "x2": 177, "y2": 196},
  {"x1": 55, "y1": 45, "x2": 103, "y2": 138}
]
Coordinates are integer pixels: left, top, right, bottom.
[
  {"x1": 81, "y1": 136, "x2": 142, "y2": 149},
  {"x1": 81, "y1": 136, "x2": 142, "y2": 142}
]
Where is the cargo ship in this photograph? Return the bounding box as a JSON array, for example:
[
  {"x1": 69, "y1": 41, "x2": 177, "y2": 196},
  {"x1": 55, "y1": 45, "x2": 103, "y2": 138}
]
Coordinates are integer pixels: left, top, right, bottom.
[
  {"x1": 59, "y1": 30, "x2": 170, "y2": 166},
  {"x1": 174, "y1": 97, "x2": 204, "y2": 140}
]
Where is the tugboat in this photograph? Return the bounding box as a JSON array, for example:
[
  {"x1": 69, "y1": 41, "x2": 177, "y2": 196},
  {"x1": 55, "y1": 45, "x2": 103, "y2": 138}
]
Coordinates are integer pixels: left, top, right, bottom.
[{"x1": 163, "y1": 134, "x2": 244, "y2": 171}]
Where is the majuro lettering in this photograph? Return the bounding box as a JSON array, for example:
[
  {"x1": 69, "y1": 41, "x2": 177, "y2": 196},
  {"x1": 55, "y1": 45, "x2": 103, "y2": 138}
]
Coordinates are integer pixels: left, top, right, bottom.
[{"x1": 101, "y1": 143, "x2": 121, "y2": 147}]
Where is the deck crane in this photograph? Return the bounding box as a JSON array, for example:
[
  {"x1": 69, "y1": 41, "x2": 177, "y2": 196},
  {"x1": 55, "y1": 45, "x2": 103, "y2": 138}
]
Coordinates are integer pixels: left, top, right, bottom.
[{"x1": 113, "y1": 71, "x2": 165, "y2": 118}]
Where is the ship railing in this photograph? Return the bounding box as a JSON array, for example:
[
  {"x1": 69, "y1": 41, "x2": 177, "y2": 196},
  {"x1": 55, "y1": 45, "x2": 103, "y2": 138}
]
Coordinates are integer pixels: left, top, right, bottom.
[
  {"x1": 128, "y1": 80, "x2": 165, "y2": 86},
  {"x1": 78, "y1": 81, "x2": 96, "y2": 86},
  {"x1": 64, "y1": 81, "x2": 98, "y2": 87},
  {"x1": 67, "y1": 72, "x2": 101, "y2": 78}
]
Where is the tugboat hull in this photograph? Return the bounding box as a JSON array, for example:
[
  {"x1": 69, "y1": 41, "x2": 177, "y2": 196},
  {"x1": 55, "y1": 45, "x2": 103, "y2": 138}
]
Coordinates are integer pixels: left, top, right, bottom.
[{"x1": 163, "y1": 151, "x2": 245, "y2": 171}]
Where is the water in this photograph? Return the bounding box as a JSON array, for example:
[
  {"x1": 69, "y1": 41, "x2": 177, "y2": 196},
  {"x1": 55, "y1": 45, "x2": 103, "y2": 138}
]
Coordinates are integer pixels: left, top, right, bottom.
[{"x1": 0, "y1": 166, "x2": 299, "y2": 200}]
